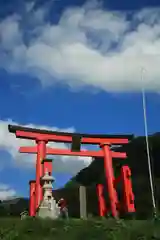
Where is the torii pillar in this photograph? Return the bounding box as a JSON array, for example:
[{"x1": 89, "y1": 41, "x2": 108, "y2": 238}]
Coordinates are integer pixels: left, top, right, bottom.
[
  {"x1": 35, "y1": 140, "x2": 47, "y2": 210},
  {"x1": 100, "y1": 143, "x2": 119, "y2": 218},
  {"x1": 29, "y1": 159, "x2": 53, "y2": 217}
]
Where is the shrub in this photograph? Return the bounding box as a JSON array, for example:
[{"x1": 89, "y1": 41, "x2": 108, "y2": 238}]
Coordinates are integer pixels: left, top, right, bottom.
[{"x1": 0, "y1": 218, "x2": 160, "y2": 240}]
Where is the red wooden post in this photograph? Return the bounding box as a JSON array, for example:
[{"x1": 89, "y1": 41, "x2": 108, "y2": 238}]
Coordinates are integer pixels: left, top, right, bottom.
[
  {"x1": 96, "y1": 184, "x2": 106, "y2": 217},
  {"x1": 121, "y1": 165, "x2": 135, "y2": 213},
  {"x1": 29, "y1": 180, "x2": 36, "y2": 216},
  {"x1": 42, "y1": 158, "x2": 53, "y2": 176},
  {"x1": 100, "y1": 143, "x2": 119, "y2": 218},
  {"x1": 35, "y1": 140, "x2": 47, "y2": 210}
]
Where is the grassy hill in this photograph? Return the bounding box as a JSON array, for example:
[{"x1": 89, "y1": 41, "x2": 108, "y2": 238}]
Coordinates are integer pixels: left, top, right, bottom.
[{"x1": 0, "y1": 218, "x2": 160, "y2": 240}]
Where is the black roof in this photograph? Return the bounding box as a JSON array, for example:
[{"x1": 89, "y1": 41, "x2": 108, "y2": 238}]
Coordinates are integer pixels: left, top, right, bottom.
[{"x1": 8, "y1": 124, "x2": 134, "y2": 140}]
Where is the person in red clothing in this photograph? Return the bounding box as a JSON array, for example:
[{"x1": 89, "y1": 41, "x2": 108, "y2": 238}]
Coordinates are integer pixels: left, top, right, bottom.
[{"x1": 58, "y1": 198, "x2": 68, "y2": 219}]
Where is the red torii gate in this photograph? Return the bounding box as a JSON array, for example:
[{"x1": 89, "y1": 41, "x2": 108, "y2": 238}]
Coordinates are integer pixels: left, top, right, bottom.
[{"x1": 8, "y1": 124, "x2": 133, "y2": 218}]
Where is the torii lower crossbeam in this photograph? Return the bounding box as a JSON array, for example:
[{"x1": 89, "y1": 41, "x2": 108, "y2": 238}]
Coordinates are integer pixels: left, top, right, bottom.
[{"x1": 19, "y1": 146, "x2": 127, "y2": 158}]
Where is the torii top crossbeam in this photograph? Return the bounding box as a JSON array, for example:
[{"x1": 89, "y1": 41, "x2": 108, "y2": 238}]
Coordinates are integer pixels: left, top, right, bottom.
[{"x1": 8, "y1": 124, "x2": 133, "y2": 145}]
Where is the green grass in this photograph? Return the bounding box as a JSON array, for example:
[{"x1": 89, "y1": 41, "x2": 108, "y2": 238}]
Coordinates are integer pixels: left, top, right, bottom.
[{"x1": 0, "y1": 218, "x2": 160, "y2": 240}]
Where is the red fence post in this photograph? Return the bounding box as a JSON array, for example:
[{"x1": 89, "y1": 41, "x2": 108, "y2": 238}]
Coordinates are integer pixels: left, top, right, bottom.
[
  {"x1": 96, "y1": 184, "x2": 106, "y2": 217},
  {"x1": 121, "y1": 165, "x2": 135, "y2": 213},
  {"x1": 29, "y1": 180, "x2": 36, "y2": 216}
]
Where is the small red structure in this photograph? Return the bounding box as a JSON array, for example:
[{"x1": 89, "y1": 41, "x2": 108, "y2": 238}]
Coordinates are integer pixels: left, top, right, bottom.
[
  {"x1": 58, "y1": 198, "x2": 67, "y2": 210},
  {"x1": 8, "y1": 124, "x2": 135, "y2": 218},
  {"x1": 29, "y1": 180, "x2": 36, "y2": 217},
  {"x1": 42, "y1": 159, "x2": 53, "y2": 176},
  {"x1": 97, "y1": 164, "x2": 135, "y2": 217}
]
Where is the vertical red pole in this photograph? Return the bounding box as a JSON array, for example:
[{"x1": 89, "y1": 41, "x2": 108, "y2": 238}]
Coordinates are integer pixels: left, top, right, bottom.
[
  {"x1": 100, "y1": 143, "x2": 119, "y2": 218},
  {"x1": 29, "y1": 180, "x2": 36, "y2": 217},
  {"x1": 35, "y1": 140, "x2": 47, "y2": 211},
  {"x1": 96, "y1": 184, "x2": 106, "y2": 217},
  {"x1": 42, "y1": 159, "x2": 53, "y2": 176},
  {"x1": 121, "y1": 165, "x2": 135, "y2": 213}
]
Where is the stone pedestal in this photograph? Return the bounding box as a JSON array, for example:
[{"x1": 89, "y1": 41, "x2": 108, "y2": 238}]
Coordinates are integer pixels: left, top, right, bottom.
[
  {"x1": 79, "y1": 185, "x2": 87, "y2": 219},
  {"x1": 37, "y1": 198, "x2": 60, "y2": 219}
]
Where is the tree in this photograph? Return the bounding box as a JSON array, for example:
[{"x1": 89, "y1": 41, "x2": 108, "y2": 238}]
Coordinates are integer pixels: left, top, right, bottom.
[{"x1": 64, "y1": 180, "x2": 79, "y2": 188}]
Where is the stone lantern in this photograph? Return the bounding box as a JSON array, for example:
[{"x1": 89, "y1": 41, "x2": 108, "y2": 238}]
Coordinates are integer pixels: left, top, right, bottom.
[{"x1": 37, "y1": 171, "x2": 60, "y2": 219}]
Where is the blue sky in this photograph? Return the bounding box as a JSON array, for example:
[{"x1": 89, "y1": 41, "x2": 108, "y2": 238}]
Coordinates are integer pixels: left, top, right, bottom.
[{"x1": 0, "y1": 0, "x2": 160, "y2": 199}]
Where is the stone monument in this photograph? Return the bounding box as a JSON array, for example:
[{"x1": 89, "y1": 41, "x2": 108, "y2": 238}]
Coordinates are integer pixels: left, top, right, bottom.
[{"x1": 37, "y1": 171, "x2": 60, "y2": 219}]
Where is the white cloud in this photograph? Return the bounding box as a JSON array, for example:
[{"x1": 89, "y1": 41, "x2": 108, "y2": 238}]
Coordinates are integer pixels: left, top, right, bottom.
[
  {"x1": 0, "y1": 184, "x2": 16, "y2": 201},
  {"x1": 0, "y1": 2, "x2": 160, "y2": 91},
  {"x1": 0, "y1": 119, "x2": 92, "y2": 174}
]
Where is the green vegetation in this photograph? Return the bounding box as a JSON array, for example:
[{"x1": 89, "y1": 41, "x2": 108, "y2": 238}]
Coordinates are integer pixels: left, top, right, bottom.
[
  {"x1": 0, "y1": 218, "x2": 160, "y2": 240},
  {"x1": 1, "y1": 134, "x2": 160, "y2": 239}
]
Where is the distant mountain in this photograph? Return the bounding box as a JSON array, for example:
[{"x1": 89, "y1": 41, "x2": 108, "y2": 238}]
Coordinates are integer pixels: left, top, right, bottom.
[{"x1": 0, "y1": 197, "x2": 29, "y2": 217}]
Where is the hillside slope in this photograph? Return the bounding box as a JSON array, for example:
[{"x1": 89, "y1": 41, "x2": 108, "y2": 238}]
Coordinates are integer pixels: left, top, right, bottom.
[{"x1": 67, "y1": 134, "x2": 160, "y2": 218}]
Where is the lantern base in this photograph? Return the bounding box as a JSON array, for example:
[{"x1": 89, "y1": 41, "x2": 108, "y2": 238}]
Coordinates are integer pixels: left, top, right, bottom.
[{"x1": 37, "y1": 198, "x2": 60, "y2": 219}]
